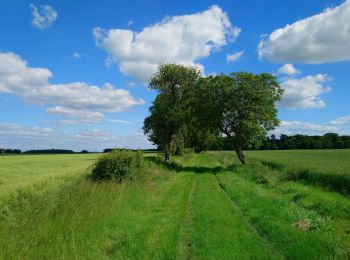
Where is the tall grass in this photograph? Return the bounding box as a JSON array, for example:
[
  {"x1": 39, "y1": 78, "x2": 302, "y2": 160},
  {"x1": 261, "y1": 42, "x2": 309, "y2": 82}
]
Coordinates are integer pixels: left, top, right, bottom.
[
  {"x1": 1, "y1": 151, "x2": 350, "y2": 258},
  {"x1": 0, "y1": 154, "x2": 99, "y2": 200},
  {"x1": 0, "y1": 159, "x2": 195, "y2": 259},
  {"x1": 212, "y1": 150, "x2": 350, "y2": 194}
]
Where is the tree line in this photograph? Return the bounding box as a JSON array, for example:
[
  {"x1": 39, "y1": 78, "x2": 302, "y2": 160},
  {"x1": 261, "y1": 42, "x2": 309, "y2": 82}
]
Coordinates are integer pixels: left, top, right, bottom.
[
  {"x1": 260, "y1": 133, "x2": 350, "y2": 150},
  {"x1": 143, "y1": 63, "x2": 283, "y2": 164},
  {"x1": 0, "y1": 149, "x2": 75, "y2": 154}
]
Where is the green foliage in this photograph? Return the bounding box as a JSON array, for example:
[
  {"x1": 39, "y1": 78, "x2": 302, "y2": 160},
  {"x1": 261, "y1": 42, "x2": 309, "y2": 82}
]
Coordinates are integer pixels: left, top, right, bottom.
[
  {"x1": 92, "y1": 150, "x2": 143, "y2": 182},
  {"x1": 194, "y1": 72, "x2": 283, "y2": 164},
  {"x1": 260, "y1": 133, "x2": 350, "y2": 150},
  {"x1": 144, "y1": 63, "x2": 202, "y2": 163},
  {"x1": 144, "y1": 64, "x2": 283, "y2": 164},
  {"x1": 182, "y1": 148, "x2": 195, "y2": 155}
]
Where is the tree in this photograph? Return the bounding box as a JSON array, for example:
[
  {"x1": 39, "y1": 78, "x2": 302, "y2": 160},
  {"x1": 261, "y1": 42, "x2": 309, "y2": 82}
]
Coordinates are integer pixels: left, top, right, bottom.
[
  {"x1": 143, "y1": 64, "x2": 202, "y2": 163},
  {"x1": 196, "y1": 72, "x2": 283, "y2": 164}
]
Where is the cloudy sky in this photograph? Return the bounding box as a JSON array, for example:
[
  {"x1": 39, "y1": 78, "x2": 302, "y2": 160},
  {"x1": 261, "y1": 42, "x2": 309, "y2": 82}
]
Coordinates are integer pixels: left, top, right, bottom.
[{"x1": 0, "y1": 0, "x2": 350, "y2": 151}]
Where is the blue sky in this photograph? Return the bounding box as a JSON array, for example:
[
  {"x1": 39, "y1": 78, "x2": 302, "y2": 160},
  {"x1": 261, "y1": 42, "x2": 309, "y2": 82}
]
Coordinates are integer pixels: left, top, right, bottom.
[{"x1": 0, "y1": 0, "x2": 349, "y2": 151}]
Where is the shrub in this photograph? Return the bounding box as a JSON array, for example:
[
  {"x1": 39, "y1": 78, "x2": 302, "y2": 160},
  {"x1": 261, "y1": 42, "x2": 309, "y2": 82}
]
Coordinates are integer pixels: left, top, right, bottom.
[
  {"x1": 92, "y1": 150, "x2": 143, "y2": 182},
  {"x1": 182, "y1": 148, "x2": 195, "y2": 155}
]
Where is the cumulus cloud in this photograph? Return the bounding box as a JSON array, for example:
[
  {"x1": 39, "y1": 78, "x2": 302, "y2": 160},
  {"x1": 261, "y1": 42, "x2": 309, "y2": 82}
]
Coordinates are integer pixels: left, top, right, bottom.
[
  {"x1": 24, "y1": 82, "x2": 144, "y2": 112},
  {"x1": 272, "y1": 120, "x2": 339, "y2": 136},
  {"x1": 30, "y1": 4, "x2": 58, "y2": 29},
  {"x1": 278, "y1": 64, "x2": 299, "y2": 75},
  {"x1": 0, "y1": 52, "x2": 52, "y2": 93},
  {"x1": 280, "y1": 74, "x2": 331, "y2": 109},
  {"x1": 0, "y1": 52, "x2": 144, "y2": 111},
  {"x1": 259, "y1": 0, "x2": 350, "y2": 63},
  {"x1": 46, "y1": 106, "x2": 105, "y2": 124},
  {"x1": 93, "y1": 5, "x2": 240, "y2": 82},
  {"x1": 0, "y1": 122, "x2": 153, "y2": 151},
  {"x1": 226, "y1": 50, "x2": 244, "y2": 63},
  {"x1": 329, "y1": 116, "x2": 350, "y2": 125},
  {"x1": 0, "y1": 52, "x2": 144, "y2": 124}
]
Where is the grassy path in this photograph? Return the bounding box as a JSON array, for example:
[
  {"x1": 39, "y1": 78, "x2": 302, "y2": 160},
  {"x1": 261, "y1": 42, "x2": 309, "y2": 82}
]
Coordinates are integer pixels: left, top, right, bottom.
[
  {"x1": 209, "y1": 154, "x2": 350, "y2": 259},
  {"x1": 178, "y1": 155, "x2": 280, "y2": 259}
]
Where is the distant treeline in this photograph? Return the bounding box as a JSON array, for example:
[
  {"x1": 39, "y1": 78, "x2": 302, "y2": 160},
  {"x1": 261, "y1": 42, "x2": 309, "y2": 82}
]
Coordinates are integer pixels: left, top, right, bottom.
[
  {"x1": 0, "y1": 148, "x2": 159, "y2": 155},
  {"x1": 259, "y1": 133, "x2": 350, "y2": 150},
  {"x1": 2, "y1": 133, "x2": 349, "y2": 155},
  {"x1": 0, "y1": 149, "x2": 22, "y2": 154},
  {"x1": 0, "y1": 149, "x2": 75, "y2": 154},
  {"x1": 205, "y1": 133, "x2": 350, "y2": 151},
  {"x1": 103, "y1": 148, "x2": 160, "y2": 153},
  {"x1": 24, "y1": 149, "x2": 75, "y2": 154}
]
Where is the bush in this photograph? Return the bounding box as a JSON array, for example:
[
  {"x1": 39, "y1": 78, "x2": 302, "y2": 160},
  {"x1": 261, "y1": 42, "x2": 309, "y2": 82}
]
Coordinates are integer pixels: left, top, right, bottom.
[
  {"x1": 92, "y1": 150, "x2": 143, "y2": 182},
  {"x1": 182, "y1": 148, "x2": 195, "y2": 155}
]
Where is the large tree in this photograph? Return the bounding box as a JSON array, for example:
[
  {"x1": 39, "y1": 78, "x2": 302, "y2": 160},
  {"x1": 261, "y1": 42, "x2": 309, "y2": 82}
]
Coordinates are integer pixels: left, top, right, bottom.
[
  {"x1": 195, "y1": 72, "x2": 283, "y2": 164},
  {"x1": 143, "y1": 64, "x2": 201, "y2": 163}
]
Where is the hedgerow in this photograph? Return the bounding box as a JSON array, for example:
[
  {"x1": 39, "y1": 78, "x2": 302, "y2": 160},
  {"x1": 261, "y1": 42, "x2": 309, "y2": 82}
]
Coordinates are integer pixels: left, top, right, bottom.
[{"x1": 92, "y1": 150, "x2": 143, "y2": 182}]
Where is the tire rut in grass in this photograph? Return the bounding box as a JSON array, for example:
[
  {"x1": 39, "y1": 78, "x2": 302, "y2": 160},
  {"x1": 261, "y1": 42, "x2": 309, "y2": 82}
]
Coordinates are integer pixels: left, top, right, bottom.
[
  {"x1": 177, "y1": 174, "x2": 197, "y2": 259},
  {"x1": 213, "y1": 172, "x2": 286, "y2": 260},
  {"x1": 190, "y1": 171, "x2": 277, "y2": 259},
  {"x1": 215, "y1": 171, "x2": 350, "y2": 259}
]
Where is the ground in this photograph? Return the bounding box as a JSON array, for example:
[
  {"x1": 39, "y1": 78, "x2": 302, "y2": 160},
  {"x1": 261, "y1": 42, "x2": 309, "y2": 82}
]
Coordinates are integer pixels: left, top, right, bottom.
[{"x1": 0, "y1": 150, "x2": 350, "y2": 259}]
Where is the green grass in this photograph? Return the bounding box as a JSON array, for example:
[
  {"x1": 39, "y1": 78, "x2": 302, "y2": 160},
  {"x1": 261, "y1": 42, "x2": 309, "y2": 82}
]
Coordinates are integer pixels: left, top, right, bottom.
[
  {"x1": 0, "y1": 159, "x2": 195, "y2": 259},
  {"x1": 214, "y1": 149, "x2": 350, "y2": 194},
  {"x1": 249, "y1": 149, "x2": 350, "y2": 183},
  {"x1": 1, "y1": 151, "x2": 350, "y2": 258},
  {"x1": 0, "y1": 154, "x2": 99, "y2": 201}
]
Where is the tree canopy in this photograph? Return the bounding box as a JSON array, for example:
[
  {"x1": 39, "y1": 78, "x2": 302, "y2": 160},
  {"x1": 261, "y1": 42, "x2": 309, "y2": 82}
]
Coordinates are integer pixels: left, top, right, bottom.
[
  {"x1": 144, "y1": 64, "x2": 283, "y2": 164},
  {"x1": 143, "y1": 63, "x2": 202, "y2": 163},
  {"x1": 194, "y1": 72, "x2": 283, "y2": 164}
]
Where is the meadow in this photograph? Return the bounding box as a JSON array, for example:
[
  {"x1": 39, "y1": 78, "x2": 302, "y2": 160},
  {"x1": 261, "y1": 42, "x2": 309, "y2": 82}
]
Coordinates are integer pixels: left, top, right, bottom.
[{"x1": 0, "y1": 150, "x2": 350, "y2": 259}]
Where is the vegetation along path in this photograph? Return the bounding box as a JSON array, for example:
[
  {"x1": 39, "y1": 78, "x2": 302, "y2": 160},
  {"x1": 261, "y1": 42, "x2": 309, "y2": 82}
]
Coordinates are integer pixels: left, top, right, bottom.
[{"x1": 1, "y1": 152, "x2": 350, "y2": 258}]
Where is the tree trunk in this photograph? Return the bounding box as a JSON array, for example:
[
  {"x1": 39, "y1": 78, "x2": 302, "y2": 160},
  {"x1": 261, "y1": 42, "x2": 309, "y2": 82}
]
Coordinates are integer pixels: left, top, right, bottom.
[
  {"x1": 164, "y1": 144, "x2": 171, "y2": 164},
  {"x1": 234, "y1": 144, "x2": 246, "y2": 165}
]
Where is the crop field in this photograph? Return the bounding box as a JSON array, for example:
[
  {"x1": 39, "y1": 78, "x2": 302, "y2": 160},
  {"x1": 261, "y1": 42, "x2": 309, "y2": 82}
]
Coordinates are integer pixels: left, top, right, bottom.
[
  {"x1": 1, "y1": 150, "x2": 350, "y2": 259},
  {"x1": 0, "y1": 154, "x2": 99, "y2": 201}
]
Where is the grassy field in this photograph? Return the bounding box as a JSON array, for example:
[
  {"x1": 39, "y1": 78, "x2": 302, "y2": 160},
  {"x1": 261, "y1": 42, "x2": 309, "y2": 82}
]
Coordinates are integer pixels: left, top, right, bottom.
[
  {"x1": 0, "y1": 150, "x2": 350, "y2": 259},
  {"x1": 245, "y1": 149, "x2": 350, "y2": 194},
  {"x1": 0, "y1": 154, "x2": 99, "y2": 201}
]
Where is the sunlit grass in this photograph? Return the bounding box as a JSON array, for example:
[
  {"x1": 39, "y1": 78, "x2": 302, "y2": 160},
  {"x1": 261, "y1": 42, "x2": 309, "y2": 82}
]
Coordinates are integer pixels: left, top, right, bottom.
[{"x1": 1, "y1": 151, "x2": 350, "y2": 258}]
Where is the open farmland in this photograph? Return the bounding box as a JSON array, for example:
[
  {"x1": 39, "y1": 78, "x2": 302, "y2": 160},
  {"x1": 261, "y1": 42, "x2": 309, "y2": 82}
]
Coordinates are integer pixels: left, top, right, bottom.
[
  {"x1": 1, "y1": 150, "x2": 350, "y2": 259},
  {"x1": 246, "y1": 149, "x2": 350, "y2": 194},
  {"x1": 0, "y1": 154, "x2": 99, "y2": 201}
]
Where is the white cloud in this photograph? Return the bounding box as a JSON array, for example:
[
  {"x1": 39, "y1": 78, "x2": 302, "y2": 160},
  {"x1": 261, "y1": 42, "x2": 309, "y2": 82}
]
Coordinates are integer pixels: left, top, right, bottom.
[
  {"x1": 73, "y1": 52, "x2": 81, "y2": 59},
  {"x1": 280, "y1": 74, "x2": 331, "y2": 109},
  {"x1": 107, "y1": 119, "x2": 133, "y2": 124},
  {"x1": 23, "y1": 82, "x2": 144, "y2": 112},
  {"x1": 93, "y1": 5, "x2": 240, "y2": 82},
  {"x1": 30, "y1": 4, "x2": 58, "y2": 29},
  {"x1": 46, "y1": 106, "x2": 105, "y2": 124},
  {"x1": 272, "y1": 120, "x2": 339, "y2": 136},
  {"x1": 259, "y1": 1, "x2": 350, "y2": 64},
  {"x1": 0, "y1": 122, "x2": 153, "y2": 151},
  {"x1": 329, "y1": 116, "x2": 350, "y2": 125},
  {"x1": 278, "y1": 64, "x2": 300, "y2": 75},
  {"x1": 0, "y1": 52, "x2": 144, "y2": 115},
  {"x1": 0, "y1": 52, "x2": 51, "y2": 93},
  {"x1": 226, "y1": 50, "x2": 244, "y2": 63},
  {"x1": 127, "y1": 20, "x2": 134, "y2": 27}
]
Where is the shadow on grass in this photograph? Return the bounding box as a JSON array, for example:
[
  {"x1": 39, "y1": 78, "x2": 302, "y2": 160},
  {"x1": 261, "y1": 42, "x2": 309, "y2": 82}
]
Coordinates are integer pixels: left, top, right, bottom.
[{"x1": 145, "y1": 156, "x2": 234, "y2": 175}]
